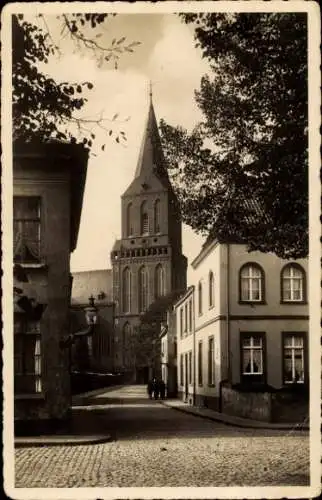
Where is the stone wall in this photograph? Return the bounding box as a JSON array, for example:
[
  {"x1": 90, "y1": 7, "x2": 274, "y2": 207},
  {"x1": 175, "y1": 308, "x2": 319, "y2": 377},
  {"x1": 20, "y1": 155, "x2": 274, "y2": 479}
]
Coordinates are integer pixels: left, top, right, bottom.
[
  {"x1": 220, "y1": 384, "x2": 309, "y2": 423},
  {"x1": 221, "y1": 385, "x2": 272, "y2": 421}
]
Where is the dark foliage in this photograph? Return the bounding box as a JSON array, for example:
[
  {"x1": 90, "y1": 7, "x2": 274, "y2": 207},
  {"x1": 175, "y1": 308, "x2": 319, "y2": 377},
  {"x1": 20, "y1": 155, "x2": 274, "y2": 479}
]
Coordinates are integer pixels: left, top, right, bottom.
[{"x1": 160, "y1": 13, "x2": 308, "y2": 259}]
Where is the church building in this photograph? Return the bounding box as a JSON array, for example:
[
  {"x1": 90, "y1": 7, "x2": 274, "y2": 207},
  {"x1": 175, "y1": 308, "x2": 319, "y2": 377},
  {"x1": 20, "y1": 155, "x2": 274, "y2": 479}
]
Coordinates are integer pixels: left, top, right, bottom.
[{"x1": 111, "y1": 98, "x2": 187, "y2": 382}]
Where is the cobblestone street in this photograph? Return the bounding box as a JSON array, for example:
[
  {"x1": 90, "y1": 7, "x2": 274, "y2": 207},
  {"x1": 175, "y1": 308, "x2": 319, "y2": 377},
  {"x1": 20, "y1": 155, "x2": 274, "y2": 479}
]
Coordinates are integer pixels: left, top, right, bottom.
[{"x1": 15, "y1": 385, "x2": 310, "y2": 488}]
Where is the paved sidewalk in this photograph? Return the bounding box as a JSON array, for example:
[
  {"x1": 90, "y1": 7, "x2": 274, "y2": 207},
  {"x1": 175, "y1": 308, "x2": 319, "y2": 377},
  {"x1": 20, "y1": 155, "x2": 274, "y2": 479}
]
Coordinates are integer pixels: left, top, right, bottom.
[
  {"x1": 15, "y1": 385, "x2": 122, "y2": 448},
  {"x1": 160, "y1": 399, "x2": 309, "y2": 431}
]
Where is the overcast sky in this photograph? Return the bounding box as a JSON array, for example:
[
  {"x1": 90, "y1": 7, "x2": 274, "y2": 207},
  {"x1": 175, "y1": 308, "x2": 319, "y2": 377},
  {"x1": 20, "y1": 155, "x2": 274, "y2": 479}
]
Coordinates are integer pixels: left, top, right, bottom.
[{"x1": 34, "y1": 12, "x2": 210, "y2": 283}]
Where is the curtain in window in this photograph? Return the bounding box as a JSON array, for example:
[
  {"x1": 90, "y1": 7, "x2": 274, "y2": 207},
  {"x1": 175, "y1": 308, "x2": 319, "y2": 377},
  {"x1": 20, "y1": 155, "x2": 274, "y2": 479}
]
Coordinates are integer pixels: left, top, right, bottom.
[
  {"x1": 14, "y1": 197, "x2": 41, "y2": 262},
  {"x1": 282, "y1": 266, "x2": 304, "y2": 301},
  {"x1": 283, "y1": 335, "x2": 304, "y2": 383},
  {"x1": 242, "y1": 336, "x2": 263, "y2": 375},
  {"x1": 240, "y1": 265, "x2": 262, "y2": 301}
]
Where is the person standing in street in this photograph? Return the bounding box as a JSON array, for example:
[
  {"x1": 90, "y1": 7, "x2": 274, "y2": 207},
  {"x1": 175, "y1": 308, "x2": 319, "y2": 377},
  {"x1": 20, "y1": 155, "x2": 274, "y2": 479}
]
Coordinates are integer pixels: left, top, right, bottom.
[
  {"x1": 159, "y1": 379, "x2": 166, "y2": 399},
  {"x1": 153, "y1": 377, "x2": 159, "y2": 399}
]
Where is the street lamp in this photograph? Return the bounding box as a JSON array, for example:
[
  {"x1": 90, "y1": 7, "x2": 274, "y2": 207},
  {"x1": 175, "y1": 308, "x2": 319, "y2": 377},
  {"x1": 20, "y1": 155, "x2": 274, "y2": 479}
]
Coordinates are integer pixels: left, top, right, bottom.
[
  {"x1": 60, "y1": 295, "x2": 98, "y2": 349},
  {"x1": 84, "y1": 295, "x2": 98, "y2": 327}
]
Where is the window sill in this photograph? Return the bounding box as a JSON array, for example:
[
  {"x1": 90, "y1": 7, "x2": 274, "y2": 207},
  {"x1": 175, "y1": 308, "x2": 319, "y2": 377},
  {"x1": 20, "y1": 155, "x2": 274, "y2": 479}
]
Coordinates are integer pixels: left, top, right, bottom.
[
  {"x1": 208, "y1": 383, "x2": 215, "y2": 388},
  {"x1": 280, "y1": 300, "x2": 307, "y2": 305},
  {"x1": 198, "y1": 383, "x2": 203, "y2": 387},
  {"x1": 209, "y1": 304, "x2": 215, "y2": 310},
  {"x1": 15, "y1": 393, "x2": 45, "y2": 400},
  {"x1": 17, "y1": 262, "x2": 47, "y2": 270},
  {"x1": 239, "y1": 300, "x2": 266, "y2": 305}
]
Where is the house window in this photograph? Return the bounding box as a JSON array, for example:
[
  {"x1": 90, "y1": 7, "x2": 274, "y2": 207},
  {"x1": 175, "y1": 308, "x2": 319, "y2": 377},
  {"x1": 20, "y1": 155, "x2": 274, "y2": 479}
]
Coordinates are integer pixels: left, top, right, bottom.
[
  {"x1": 122, "y1": 267, "x2": 131, "y2": 313},
  {"x1": 188, "y1": 299, "x2": 192, "y2": 332},
  {"x1": 141, "y1": 201, "x2": 149, "y2": 234},
  {"x1": 198, "y1": 281, "x2": 203, "y2": 315},
  {"x1": 188, "y1": 351, "x2": 192, "y2": 385},
  {"x1": 126, "y1": 203, "x2": 134, "y2": 236},
  {"x1": 209, "y1": 271, "x2": 214, "y2": 308},
  {"x1": 241, "y1": 333, "x2": 265, "y2": 383},
  {"x1": 180, "y1": 307, "x2": 183, "y2": 338},
  {"x1": 14, "y1": 319, "x2": 42, "y2": 394},
  {"x1": 184, "y1": 303, "x2": 188, "y2": 334},
  {"x1": 281, "y1": 264, "x2": 305, "y2": 302},
  {"x1": 240, "y1": 264, "x2": 264, "y2": 302},
  {"x1": 138, "y1": 266, "x2": 148, "y2": 312},
  {"x1": 154, "y1": 199, "x2": 161, "y2": 233},
  {"x1": 208, "y1": 336, "x2": 215, "y2": 385},
  {"x1": 155, "y1": 264, "x2": 165, "y2": 298},
  {"x1": 180, "y1": 354, "x2": 184, "y2": 386},
  {"x1": 283, "y1": 334, "x2": 305, "y2": 384},
  {"x1": 14, "y1": 196, "x2": 41, "y2": 264},
  {"x1": 198, "y1": 341, "x2": 203, "y2": 386}
]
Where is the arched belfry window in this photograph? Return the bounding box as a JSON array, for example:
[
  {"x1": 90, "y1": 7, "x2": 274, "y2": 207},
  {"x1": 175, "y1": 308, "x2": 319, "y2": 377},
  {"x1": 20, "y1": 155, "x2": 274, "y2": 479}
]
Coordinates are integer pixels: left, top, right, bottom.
[
  {"x1": 122, "y1": 267, "x2": 131, "y2": 313},
  {"x1": 155, "y1": 264, "x2": 165, "y2": 298},
  {"x1": 154, "y1": 199, "x2": 161, "y2": 233},
  {"x1": 126, "y1": 203, "x2": 133, "y2": 237},
  {"x1": 139, "y1": 266, "x2": 148, "y2": 312},
  {"x1": 141, "y1": 201, "x2": 149, "y2": 235}
]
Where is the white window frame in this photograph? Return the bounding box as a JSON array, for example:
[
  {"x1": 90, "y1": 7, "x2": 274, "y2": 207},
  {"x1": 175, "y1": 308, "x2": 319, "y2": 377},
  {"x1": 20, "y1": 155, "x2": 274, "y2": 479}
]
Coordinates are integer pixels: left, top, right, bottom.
[
  {"x1": 242, "y1": 335, "x2": 264, "y2": 376},
  {"x1": 283, "y1": 334, "x2": 305, "y2": 384},
  {"x1": 240, "y1": 264, "x2": 263, "y2": 302},
  {"x1": 282, "y1": 265, "x2": 304, "y2": 302}
]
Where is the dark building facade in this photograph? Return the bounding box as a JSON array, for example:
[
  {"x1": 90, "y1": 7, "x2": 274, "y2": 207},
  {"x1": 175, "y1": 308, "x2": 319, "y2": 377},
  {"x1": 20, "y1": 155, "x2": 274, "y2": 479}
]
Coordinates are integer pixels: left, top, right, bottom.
[
  {"x1": 111, "y1": 100, "x2": 187, "y2": 381},
  {"x1": 13, "y1": 141, "x2": 88, "y2": 428},
  {"x1": 71, "y1": 270, "x2": 114, "y2": 373}
]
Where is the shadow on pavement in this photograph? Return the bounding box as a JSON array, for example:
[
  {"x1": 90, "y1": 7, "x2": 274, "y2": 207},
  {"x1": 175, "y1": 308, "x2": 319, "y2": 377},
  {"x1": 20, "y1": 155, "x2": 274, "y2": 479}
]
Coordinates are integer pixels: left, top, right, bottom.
[{"x1": 70, "y1": 397, "x2": 308, "y2": 442}]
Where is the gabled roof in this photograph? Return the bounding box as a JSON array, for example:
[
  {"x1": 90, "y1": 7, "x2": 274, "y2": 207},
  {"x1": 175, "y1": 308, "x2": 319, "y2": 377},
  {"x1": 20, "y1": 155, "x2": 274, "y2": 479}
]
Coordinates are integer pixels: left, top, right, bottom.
[{"x1": 122, "y1": 101, "x2": 173, "y2": 197}]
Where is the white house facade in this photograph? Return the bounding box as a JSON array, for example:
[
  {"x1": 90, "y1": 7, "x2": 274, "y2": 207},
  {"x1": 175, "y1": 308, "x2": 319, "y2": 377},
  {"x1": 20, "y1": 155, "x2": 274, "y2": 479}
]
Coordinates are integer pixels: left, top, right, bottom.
[{"x1": 175, "y1": 238, "x2": 309, "y2": 411}]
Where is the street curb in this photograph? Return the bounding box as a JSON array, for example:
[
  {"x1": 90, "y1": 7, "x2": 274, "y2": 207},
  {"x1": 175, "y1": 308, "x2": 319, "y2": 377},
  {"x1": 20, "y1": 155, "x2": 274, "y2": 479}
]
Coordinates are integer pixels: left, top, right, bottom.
[
  {"x1": 159, "y1": 401, "x2": 309, "y2": 431},
  {"x1": 15, "y1": 434, "x2": 113, "y2": 448}
]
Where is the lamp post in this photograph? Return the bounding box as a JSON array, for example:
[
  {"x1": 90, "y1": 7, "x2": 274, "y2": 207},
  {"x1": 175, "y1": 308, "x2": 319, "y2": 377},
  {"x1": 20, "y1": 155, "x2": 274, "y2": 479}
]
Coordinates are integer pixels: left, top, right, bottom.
[
  {"x1": 60, "y1": 295, "x2": 98, "y2": 349},
  {"x1": 84, "y1": 295, "x2": 97, "y2": 364}
]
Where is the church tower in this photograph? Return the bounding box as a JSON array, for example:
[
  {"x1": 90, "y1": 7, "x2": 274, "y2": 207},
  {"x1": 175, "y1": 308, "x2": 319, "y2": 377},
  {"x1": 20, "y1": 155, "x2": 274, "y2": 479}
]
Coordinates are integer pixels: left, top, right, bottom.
[{"x1": 111, "y1": 96, "x2": 187, "y2": 381}]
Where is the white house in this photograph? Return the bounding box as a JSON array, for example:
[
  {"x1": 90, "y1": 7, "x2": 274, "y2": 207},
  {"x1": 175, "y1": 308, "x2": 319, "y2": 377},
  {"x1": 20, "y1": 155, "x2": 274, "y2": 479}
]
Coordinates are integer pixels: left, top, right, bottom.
[{"x1": 175, "y1": 238, "x2": 309, "y2": 413}]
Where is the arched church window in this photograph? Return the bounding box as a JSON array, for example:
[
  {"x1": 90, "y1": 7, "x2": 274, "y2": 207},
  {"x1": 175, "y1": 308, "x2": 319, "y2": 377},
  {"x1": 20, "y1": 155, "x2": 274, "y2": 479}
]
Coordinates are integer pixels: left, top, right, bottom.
[
  {"x1": 155, "y1": 264, "x2": 165, "y2": 298},
  {"x1": 141, "y1": 201, "x2": 149, "y2": 235},
  {"x1": 126, "y1": 203, "x2": 134, "y2": 237},
  {"x1": 122, "y1": 267, "x2": 131, "y2": 313},
  {"x1": 138, "y1": 266, "x2": 148, "y2": 312},
  {"x1": 154, "y1": 199, "x2": 161, "y2": 233}
]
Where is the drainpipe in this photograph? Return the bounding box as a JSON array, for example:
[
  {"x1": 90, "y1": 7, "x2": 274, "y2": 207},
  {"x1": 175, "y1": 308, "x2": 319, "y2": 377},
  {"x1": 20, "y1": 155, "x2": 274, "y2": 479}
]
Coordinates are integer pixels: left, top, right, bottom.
[{"x1": 226, "y1": 243, "x2": 231, "y2": 383}]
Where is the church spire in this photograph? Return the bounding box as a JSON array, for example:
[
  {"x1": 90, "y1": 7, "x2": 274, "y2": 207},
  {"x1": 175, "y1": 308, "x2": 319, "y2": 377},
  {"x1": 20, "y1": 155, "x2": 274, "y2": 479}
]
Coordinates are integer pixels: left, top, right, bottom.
[{"x1": 133, "y1": 85, "x2": 170, "y2": 186}]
